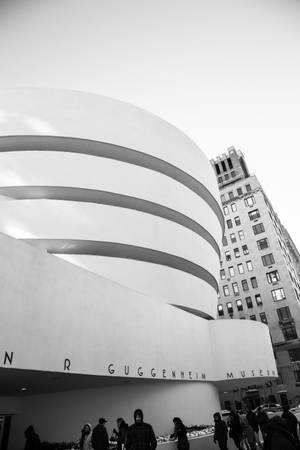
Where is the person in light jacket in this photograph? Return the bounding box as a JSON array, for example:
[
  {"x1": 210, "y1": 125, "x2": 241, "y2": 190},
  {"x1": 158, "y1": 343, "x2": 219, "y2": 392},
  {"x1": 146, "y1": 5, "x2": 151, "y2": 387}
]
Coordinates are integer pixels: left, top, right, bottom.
[{"x1": 79, "y1": 423, "x2": 93, "y2": 450}]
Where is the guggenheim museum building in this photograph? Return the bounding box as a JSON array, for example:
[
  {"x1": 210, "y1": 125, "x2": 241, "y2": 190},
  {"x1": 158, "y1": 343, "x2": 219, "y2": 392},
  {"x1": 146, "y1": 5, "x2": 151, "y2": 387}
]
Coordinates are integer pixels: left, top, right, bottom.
[{"x1": 0, "y1": 88, "x2": 276, "y2": 449}]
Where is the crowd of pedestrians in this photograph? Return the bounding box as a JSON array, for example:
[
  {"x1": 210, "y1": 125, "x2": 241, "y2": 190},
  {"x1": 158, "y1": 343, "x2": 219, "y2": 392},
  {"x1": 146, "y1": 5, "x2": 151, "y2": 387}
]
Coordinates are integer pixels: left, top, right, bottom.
[
  {"x1": 213, "y1": 405, "x2": 300, "y2": 450},
  {"x1": 24, "y1": 405, "x2": 300, "y2": 450}
]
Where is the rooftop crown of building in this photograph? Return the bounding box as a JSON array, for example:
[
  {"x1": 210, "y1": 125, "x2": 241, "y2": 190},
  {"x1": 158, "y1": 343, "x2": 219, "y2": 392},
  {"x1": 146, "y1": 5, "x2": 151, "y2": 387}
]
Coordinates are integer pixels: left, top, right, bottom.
[{"x1": 210, "y1": 146, "x2": 250, "y2": 189}]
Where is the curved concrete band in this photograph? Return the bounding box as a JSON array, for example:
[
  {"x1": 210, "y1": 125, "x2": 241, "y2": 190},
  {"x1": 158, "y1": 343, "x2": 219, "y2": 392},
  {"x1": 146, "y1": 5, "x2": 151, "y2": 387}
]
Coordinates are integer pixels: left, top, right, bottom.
[
  {"x1": 0, "y1": 135, "x2": 225, "y2": 234},
  {"x1": 23, "y1": 238, "x2": 219, "y2": 292},
  {"x1": 0, "y1": 185, "x2": 220, "y2": 258}
]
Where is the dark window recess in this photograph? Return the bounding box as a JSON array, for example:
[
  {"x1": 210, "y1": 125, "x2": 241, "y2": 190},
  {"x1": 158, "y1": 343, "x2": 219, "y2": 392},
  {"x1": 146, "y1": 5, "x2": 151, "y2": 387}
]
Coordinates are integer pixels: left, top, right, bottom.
[
  {"x1": 250, "y1": 315, "x2": 256, "y2": 321},
  {"x1": 277, "y1": 306, "x2": 292, "y2": 321},
  {"x1": 227, "y1": 219, "x2": 233, "y2": 229},
  {"x1": 221, "y1": 160, "x2": 227, "y2": 172},
  {"x1": 262, "y1": 253, "x2": 275, "y2": 267},
  {"x1": 242, "y1": 245, "x2": 249, "y2": 255},
  {"x1": 237, "y1": 188, "x2": 243, "y2": 196},
  {"x1": 229, "y1": 191, "x2": 234, "y2": 200},
  {"x1": 215, "y1": 163, "x2": 221, "y2": 175},
  {"x1": 253, "y1": 223, "x2": 265, "y2": 235},
  {"x1": 282, "y1": 325, "x2": 298, "y2": 341},
  {"x1": 231, "y1": 171, "x2": 236, "y2": 177},
  {"x1": 218, "y1": 176, "x2": 223, "y2": 183},
  {"x1": 289, "y1": 348, "x2": 300, "y2": 362},
  {"x1": 246, "y1": 184, "x2": 251, "y2": 192},
  {"x1": 251, "y1": 277, "x2": 258, "y2": 288},
  {"x1": 248, "y1": 209, "x2": 260, "y2": 220},
  {"x1": 246, "y1": 297, "x2": 253, "y2": 308},
  {"x1": 228, "y1": 158, "x2": 233, "y2": 169},
  {"x1": 224, "y1": 174, "x2": 230, "y2": 180},
  {"x1": 257, "y1": 238, "x2": 269, "y2": 250},
  {"x1": 260, "y1": 312, "x2": 268, "y2": 324},
  {"x1": 241, "y1": 279, "x2": 249, "y2": 291},
  {"x1": 218, "y1": 305, "x2": 224, "y2": 316}
]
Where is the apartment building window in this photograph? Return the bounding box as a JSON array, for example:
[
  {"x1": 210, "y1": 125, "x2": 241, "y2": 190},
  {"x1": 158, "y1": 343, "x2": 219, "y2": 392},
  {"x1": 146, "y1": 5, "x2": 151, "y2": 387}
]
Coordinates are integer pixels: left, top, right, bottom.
[
  {"x1": 230, "y1": 233, "x2": 237, "y2": 243},
  {"x1": 251, "y1": 277, "x2": 258, "y2": 288},
  {"x1": 215, "y1": 163, "x2": 221, "y2": 175},
  {"x1": 221, "y1": 194, "x2": 225, "y2": 202},
  {"x1": 224, "y1": 174, "x2": 229, "y2": 181},
  {"x1": 236, "y1": 299, "x2": 243, "y2": 311},
  {"x1": 245, "y1": 196, "x2": 255, "y2": 207},
  {"x1": 253, "y1": 223, "x2": 265, "y2": 235},
  {"x1": 234, "y1": 248, "x2": 240, "y2": 258},
  {"x1": 227, "y1": 302, "x2": 233, "y2": 314},
  {"x1": 272, "y1": 288, "x2": 286, "y2": 302},
  {"x1": 288, "y1": 348, "x2": 300, "y2": 362},
  {"x1": 223, "y1": 285, "x2": 230, "y2": 296},
  {"x1": 218, "y1": 305, "x2": 224, "y2": 316},
  {"x1": 245, "y1": 184, "x2": 251, "y2": 192},
  {"x1": 248, "y1": 209, "x2": 260, "y2": 220},
  {"x1": 246, "y1": 260, "x2": 253, "y2": 271},
  {"x1": 255, "y1": 294, "x2": 263, "y2": 305},
  {"x1": 231, "y1": 171, "x2": 236, "y2": 178},
  {"x1": 221, "y1": 160, "x2": 227, "y2": 171},
  {"x1": 242, "y1": 245, "x2": 249, "y2": 255},
  {"x1": 223, "y1": 206, "x2": 229, "y2": 216},
  {"x1": 277, "y1": 306, "x2": 292, "y2": 321},
  {"x1": 282, "y1": 325, "x2": 298, "y2": 341},
  {"x1": 257, "y1": 238, "x2": 269, "y2": 250},
  {"x1": 234, "y1": 216, "x2": 241, "y2": 226},
  {"x1": 246, "y1": 297, "x2": 253, "y2": 308},
  {"x1": 222, "y1": 236, "x2": 228, "y2": 246},
  {"x1": 229, "y1": 266, "x2": 235, "y2": 277},
  {"x1": 225, "y1": 251, "x2": 231, "y2": 261},
  {"x1": 229, "y1": 192, "x2": 234, "y2": 200},
  {"x1": 241, "y1": 279, "x2": 249, "y2": 292},
  {"x1": 262, "y1": 253, "x2": 275, "y2": 266},
  {"x1": 238, "y1": 230, "x2": 245, "y2": 240},
  {"x1": 232, "y1": 282, "x2": 240, "y2": 295},
  {"x1": 228, "y1": 158, "x2": 233, "y2": 169},
  {"x1": 237, "y1": 263, "x2": 244, "y2": 274},
  {"x1": 220, "y1": 269, "x2": 226, "y2": 280},
  {"x1": 266, "y1": 270, "x2": 280, "y2": 284},
  {"x1": 227, "y1": 219, "x2": 233, "y2": 229},
  {"x1": 218, "y1": 177, "x2": 223, "y2": 183},
  {"x1": 260, "y1": 312, "x2": 268, "y2": 324},
  {"x1": 231, "y1": 203, "x2": 237, "y2": 212},
  {"x1": 237, "y1": 188, "x2": 243, "y2": 196},
  {"x1": 250, "y1": 315, "x2": 256, "y2": 321}
]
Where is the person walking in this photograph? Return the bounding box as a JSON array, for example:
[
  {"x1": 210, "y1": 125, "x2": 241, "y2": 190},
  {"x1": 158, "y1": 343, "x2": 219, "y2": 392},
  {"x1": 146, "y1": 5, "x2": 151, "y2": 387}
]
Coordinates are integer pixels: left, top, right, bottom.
[
  {"x1": 171, "y1": 417, "x2": 189, "y2": 450},
  {"x1": 24, "y1": 425, "x2": 41, "y2": 450},
  {"x1": 92, "y1": 418, "x2": 109, "y2": 450},
  {"x1": 213, "y1": 412, "x2": 228, "y2": 450},
  {"x1": 246, "y1": 406, "x2": 261, "y2": 448},
  {"x1": 281, "y1": 405, "x2": 299, "y2": 444},
  {"x1": 125, "y1": 409, "x2": 157, "y2": 450},
  {"x1": 113, "y1": 418, "x2": 128, "y2": 450},
  {"x1": 256, "y1": 407, "x2": 269, "y2": 443},
  {"x1": 228, "y1": 411, "x2": 243, "y2": 450},
  {"x1": 264, "y1": 416, "x2": 297, "y2": 450},
  {"x1": 79, "y1": 423, "x2": 93, "y2": 450}
]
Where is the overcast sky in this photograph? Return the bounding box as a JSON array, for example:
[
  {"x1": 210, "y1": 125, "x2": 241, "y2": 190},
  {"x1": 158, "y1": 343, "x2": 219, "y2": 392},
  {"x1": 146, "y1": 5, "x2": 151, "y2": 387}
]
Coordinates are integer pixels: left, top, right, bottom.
[{"x1": 0, "y1": 0, "x2": 300, "y2": 247}]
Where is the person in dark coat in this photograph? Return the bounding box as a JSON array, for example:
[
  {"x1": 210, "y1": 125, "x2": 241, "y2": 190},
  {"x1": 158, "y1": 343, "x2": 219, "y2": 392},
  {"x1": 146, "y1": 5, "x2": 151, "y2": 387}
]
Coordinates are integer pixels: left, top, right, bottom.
[
  {"x1": 256, "y1": 407, "x2": 269, "y2": 442},
  {"x1": 228, "y1": 411, "x2": 243, "y2": 450},
  {"x1": 264, "y1": 416, "x2": 297, "y2": 450},
  {"x1": 245, "y1": 406, "x2": 260, "y2": 449},
  {"x1": 281, "y1": 405, "x2": 299, "y2": 444},
  {"x1": 113, "y1": 418, "x2": 128, "y2": 450},
  {"x1": 24, "y1": 425, "x2": 41, "y2": 450},
  {"x1": 171, "y1": 417, "x2": 189, "y2": 450},
  {"x1": 92, "y1": 418, "x2": 109, "y2": 450},
  {"x1": 125, "y1": 409, "x2": 157, "y2": 450},
  {"x1": 213, "y1": 412, "x2": 228, "y2": 450}
]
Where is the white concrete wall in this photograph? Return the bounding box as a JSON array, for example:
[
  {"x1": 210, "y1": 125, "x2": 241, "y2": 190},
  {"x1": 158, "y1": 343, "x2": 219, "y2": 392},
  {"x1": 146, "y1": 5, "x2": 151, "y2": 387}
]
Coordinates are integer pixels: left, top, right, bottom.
[{"x1": 8, "y1": 382, "x2": 220, "y2": 450}]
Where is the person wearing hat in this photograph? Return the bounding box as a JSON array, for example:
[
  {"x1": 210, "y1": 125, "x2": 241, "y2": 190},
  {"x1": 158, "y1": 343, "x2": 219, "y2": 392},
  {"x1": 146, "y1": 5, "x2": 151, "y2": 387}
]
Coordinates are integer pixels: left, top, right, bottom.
[
  {"x1": 91, "y1": 418, "x2": 109, "y2": 450},
  {"x1": 125, "y1": 409, "x2": 157, "y2": 450}
]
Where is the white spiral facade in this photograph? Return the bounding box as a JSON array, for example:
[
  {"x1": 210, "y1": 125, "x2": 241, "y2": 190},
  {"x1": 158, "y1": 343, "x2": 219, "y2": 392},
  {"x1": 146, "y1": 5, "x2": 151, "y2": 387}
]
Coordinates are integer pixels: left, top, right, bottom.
[{"x1": 0, "y1": 89, "x2": 277, "y2": 448}]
